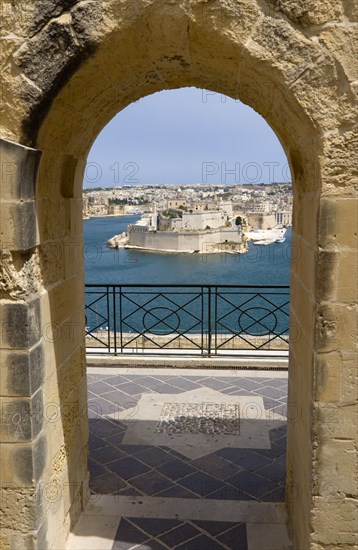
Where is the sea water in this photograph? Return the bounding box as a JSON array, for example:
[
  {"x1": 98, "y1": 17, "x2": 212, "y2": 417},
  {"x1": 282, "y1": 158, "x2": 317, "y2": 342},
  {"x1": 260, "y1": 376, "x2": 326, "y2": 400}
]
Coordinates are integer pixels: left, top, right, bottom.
[{"x1": 83, "y1": 215, "x2": 292, "y2": 285}]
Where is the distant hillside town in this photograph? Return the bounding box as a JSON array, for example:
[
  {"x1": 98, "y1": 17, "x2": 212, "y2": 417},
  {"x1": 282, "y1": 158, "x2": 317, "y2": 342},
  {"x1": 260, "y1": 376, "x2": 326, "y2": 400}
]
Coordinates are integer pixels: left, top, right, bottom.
[
  {"x1": 83, "y1": 182, "x2": 292, "y2": 227},
  {"x1": 86, "y1": 183, "x2": 292, "y2": 254}
]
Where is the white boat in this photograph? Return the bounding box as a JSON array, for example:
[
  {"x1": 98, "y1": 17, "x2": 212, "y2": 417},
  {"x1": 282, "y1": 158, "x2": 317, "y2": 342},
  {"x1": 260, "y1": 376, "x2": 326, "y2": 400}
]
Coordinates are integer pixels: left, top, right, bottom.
[
  {"x1": 275, "y1": 237, "x2": 286, "y2": 243},
  {"x1": 246, "y1": 226, "x2": 287, "y2": 244},
  {"x1": 253, "y1": 239, "x2": 276, "y2": 245}
]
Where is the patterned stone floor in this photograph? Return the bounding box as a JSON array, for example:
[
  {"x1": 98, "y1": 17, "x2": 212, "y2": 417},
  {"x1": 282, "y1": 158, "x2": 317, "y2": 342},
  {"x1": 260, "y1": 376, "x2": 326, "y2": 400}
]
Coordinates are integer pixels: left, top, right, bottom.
[{"x1": 67, "y1": 367, "x2": 291, "y2": 550}]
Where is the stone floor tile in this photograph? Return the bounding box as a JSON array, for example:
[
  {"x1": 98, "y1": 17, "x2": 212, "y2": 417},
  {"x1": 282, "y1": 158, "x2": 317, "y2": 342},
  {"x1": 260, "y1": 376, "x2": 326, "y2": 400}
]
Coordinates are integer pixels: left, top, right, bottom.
[
  {"x1": 88, "y1": 390, "x2": 98, "y2": 399},
  {"x1": 89, "y1": 397, "x2": 123, "y2": 417},
  {"x1": 276, "y1": 453, "x2": 287, "y2": 466},
  {"x1": 219, "y1": 386, "x2": 240, "y2": 394},
  {"x1": 176, "y1": 533, "x2": 226, "y2": 549},
  {"x1": 178, "y1": 471, "x2": 224, "y2": 497},
  {"x1": 130, "y1": 470, "x2": 175, "y2": 495},
  {"x1": 89, "y1": 381, "x2": 116, "y2": 394},
  {"x1": 133, "y1": 377, "x2": 169, "y2": 389},
  {"x1": 151, "y1": 384, "x2": 181, "y2": 393},
  {"x1": 151, "y1": 382, "x2": 183, "y2": 393},
  {"x1": 251, "y1": 377, "x2": 279, "y2": 385},
  {"x1": 271, "y1": 404, "x2": 287, "y2": 416},
  {"x1": 232, "y1": 378, "x2": 263, "y2": 390},
  {"x1": 226, "y1": 471, "x2": 278, "y2": 500},
  {"x1": 104, "y1": 432, "x2": 126, "y2": 446},
  {"x1": 114, "y1": 382, "x2": 146, "y2": 395},
  {"x1": 87, "y1": 374, "x2": 109, "y2": 382},
  {"x1": 246, "y1": 523, "x2": 292, "y2": 549},
  {"x1": 89, "y1": 433, "x2": 107, "y2": 451},
  {"x1": 116, "y1": 444, "x2": 151, "y2": 456},
  {"x1": 257, "y1": 461, "x2": 286, "y2": 483},
  {"x1": 66, "y1": 513, "x2": 120, "y2": 550},
  {"x1": 206, "y1": 484, "x2": 256, "y2": 501},
  {"x1": 157, "y1": 459, "x2": 196, "y2": 480},
  {"x1": 263, "y1": 398, "x2": 281, "y2": 410},
  {"x1": 91, "y1": 445, "x2": 127, "y2": 465},
  {"x1": 216, "y1": 448, "x2": 272, "y2": 471},
  {"x1": 130, "y1": 517, "x2": 181, "y2": 536},
  {"x1": 159, "y1": 522, "x2": 200, "y2": 547},
  {"x1": 168, "y1": 377, "x2": 202, "y2": 391},
  {"x1": 191, "y1": 454, "x2": 241, "y2": 480},
  {"x1": 104, "y1": 375, "x2": 130, "y2": 386},
  {"x1": 254, "y1": 386, "x2": 287, "y2": 400},
  {"x1": 89, "y1": 472, "x2": 127, "y2": 494},
  {"x1": 165, "y1": 448, "x2": 191, "y2": 461},
  {"x1": 192, "y1": 520, "x2": 239, "y2": 535},
  {"x1": 101, "y1": 390, "x2": 138, "y2": 409},
  {"x1": 254, "y1": 443, "x2": 286, "y2": 460},
  {"x1": 112, "y1": 518, "x2": 149, "y2": 549},
  {"x1": 115, "y1": 486, "x2": 144, "y2": 498},
  {"x1": 261, "y1": 484, "x2": 286, "y2": 502},
  {"x1": 134, "y1": 447, "x2": 173, "y2": 468},
  {"x1": 217, "y1": 523, "x2": 248, "y2": 549},
  {"x1": 88, "y1": 458, "x2": 107, "y2": 478},
  {"x1": 269, "y1": 424, "x2": 287, "y2": 440},
  {"x1": 274, "y1": 381, "x2": 288, "y2": 390},
  {"x1": 155, "y1": 485, "x2": 199, "y2": 498},
  {"x1": 109, "y1": 457, "x2": 150, "y2": 479},
  {"x1": 199, "y1": 378, "x2": 233, "y2": 390},
  {"x1": 222, "y1": 388, "x2": 251, "y2": 396},
  {"x1": 89, "y1": 418, "x2": 126, "y2": 437},
  {"x1": 181, "y1": 375, "x2": 208, "y2": 381}
]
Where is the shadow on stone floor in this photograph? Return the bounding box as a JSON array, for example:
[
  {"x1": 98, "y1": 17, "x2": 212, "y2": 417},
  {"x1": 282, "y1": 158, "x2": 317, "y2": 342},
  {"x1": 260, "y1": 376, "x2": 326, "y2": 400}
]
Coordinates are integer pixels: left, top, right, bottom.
[{"x1": 85, "y1": 371, "x2": 288, "y2": 549}]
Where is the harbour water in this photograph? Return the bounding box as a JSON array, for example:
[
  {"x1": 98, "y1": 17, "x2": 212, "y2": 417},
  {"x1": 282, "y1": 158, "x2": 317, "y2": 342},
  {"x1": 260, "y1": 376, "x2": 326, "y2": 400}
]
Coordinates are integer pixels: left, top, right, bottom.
[{"x1": 84, "y1": 215, "x2": 292, "y2": 285}]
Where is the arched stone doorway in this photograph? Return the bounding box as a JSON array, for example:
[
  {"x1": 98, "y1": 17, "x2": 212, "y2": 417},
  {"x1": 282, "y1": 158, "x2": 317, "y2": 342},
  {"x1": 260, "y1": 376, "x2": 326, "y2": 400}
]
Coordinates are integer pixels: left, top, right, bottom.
[{"x1": 0, "y1": 2, "x2": 356, "y2": 549}]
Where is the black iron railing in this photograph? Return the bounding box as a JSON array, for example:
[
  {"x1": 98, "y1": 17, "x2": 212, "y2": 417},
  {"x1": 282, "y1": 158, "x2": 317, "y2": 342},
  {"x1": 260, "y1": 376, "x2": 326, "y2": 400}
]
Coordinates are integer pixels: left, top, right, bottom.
[{"x1": 85, "y1": 284, "x2": 290, "y2": 357}]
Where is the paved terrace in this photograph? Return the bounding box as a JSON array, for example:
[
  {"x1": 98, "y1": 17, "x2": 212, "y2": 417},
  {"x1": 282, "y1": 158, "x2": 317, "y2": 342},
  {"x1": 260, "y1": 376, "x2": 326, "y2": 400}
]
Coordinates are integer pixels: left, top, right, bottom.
[{"x1": 66, "y1": 366, "x2": 291, "y2": 550}]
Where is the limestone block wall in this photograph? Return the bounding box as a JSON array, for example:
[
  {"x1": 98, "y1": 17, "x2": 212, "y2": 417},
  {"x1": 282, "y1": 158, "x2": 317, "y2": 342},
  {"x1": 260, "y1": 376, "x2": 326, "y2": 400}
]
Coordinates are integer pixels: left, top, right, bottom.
[
  {"x1": 0, "y1": 1, "x2": 357, "y2": 549},
  {"x1": 0, "y1": 139, "x2": 89, "y2": 549}
]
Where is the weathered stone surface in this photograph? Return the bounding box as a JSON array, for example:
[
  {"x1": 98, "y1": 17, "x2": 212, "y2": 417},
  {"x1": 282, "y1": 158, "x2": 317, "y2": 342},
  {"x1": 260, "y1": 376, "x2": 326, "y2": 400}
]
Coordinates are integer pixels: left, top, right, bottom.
[
  {"x1": 0, "y1": 1, "x2": 357, "y2": 549},
  {"x1": 0, "y1": 138, "x2": 40, "y2": 200},
  {"x1": 264, "y1": 0, "x2": 344, "y2": 27},
  {"x1": 1, "y1": 344, "x2": 44, "y2": 397},
  {"x1": 316, "y1": 303, "x2": 358, "y2": 352},
  {"x1": 0, "y1": 388, "x2": 43, "y2": 442},
  {"x1": 0, "y1": 249, "x2": 43, "y2": 300},
  {"x1": 0, "y1": 297, "x2": 41, "y2": 349},
  {"x1": 0, "y1": 482, "x2": 43, "y2": 531},
  {"x1": 311, "y1": 497, "x2": 358, "y2": 546},
  {"x1": 0, "y1": 434, "x2": 46, "y2": 486},
  {"x1": 0, "y1": 200, "x2": 38, "y2": 251}
]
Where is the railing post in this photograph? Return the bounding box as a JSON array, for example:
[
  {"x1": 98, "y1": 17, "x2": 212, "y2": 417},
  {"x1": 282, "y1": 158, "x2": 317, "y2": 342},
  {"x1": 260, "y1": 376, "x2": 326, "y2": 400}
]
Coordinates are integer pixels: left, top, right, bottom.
[
  {"x1": 208, "y1": 286, "x2": 212, "y2": 356},
  {"x1": 214, "y1": 285, "x2": 218, "y2": 356},
  {"x1": 119, "y1": 286, "x2": 123, "y2": 353},
  {"x1": 112, "y1": 285, "x2": 117, "y2": 355},
  {"x1": 106, "y1": 286, "x2": 110, "y2": 353},
  {"x1": 201, "y1": 286, "x2": 204, "y2": 355}
]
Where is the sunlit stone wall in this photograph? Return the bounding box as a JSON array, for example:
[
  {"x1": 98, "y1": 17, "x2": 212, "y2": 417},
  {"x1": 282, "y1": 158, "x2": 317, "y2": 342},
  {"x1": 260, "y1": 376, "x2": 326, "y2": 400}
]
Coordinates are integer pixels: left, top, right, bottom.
[{"x1": 0, "y1": 1, "x2": 356, "y2": 548}]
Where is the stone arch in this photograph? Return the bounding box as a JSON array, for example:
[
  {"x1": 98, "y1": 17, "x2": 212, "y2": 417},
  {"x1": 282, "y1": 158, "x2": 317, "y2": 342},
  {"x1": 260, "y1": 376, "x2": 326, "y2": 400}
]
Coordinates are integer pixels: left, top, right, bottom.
[{"x1": 0, "y1": 2, "x2": 356, "y2": 549}]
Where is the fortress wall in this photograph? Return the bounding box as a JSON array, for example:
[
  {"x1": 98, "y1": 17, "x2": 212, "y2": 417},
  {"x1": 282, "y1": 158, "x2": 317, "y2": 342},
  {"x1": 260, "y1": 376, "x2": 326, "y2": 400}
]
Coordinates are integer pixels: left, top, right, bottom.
[
  {"x1": 128, "y1": 228, "x2": 241, "y2": 252},
  {"x1": 182, "y1": 211, "x2": 226, "y2": 230}
]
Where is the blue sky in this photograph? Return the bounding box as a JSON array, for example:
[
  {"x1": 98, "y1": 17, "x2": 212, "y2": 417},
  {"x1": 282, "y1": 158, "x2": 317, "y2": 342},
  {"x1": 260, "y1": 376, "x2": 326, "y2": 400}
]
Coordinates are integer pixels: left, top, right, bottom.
[{"x1": 84, "y1": 87, "x2": 290, "y2": 188}]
